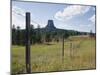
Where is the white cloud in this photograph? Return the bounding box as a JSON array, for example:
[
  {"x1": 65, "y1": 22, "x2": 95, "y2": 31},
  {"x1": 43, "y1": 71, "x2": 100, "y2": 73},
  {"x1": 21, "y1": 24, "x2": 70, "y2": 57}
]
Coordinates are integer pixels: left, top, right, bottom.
[
  {"x1": 89, "y1": 14, "x2": 95, "y2": 24},
  {"x1": 54, "y1": 5, "x2": 91, "y2": 21}
]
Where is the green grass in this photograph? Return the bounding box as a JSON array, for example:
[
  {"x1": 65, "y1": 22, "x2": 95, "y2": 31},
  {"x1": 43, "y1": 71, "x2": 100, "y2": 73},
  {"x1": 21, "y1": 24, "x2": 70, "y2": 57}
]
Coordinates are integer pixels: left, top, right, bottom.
[{"x1": 11, "y1": 36, "x2": 96, "y2": 74}]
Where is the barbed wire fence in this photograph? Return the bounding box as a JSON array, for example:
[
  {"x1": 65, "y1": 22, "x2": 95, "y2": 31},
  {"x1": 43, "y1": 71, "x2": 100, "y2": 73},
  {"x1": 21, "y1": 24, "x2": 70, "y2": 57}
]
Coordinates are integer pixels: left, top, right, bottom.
[
  {"x1": 12, "y1": 10, "x2": 41, "y2": 28},
  {"x1": 12, "y1": 10, "x2": 93, "y2": 73}
]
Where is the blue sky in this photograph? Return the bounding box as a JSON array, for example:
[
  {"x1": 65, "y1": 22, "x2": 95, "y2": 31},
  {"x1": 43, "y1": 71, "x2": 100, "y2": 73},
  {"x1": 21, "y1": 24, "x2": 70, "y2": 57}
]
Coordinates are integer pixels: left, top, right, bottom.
[{"x1": 12, "y1": 1, "x2": 96, "y2": 33}]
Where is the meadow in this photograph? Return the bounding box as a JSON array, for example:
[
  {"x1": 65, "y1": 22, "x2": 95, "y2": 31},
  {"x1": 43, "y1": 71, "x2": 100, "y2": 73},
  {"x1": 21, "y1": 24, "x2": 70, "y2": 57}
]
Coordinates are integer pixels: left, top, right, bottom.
[{"x1": 12, "y1": 36, "x2": 96, "y2": 74}]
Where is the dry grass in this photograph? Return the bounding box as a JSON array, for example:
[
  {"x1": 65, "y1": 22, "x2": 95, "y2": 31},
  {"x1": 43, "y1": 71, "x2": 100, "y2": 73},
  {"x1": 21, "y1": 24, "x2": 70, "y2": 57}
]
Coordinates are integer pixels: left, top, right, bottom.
[{"x1": 11, "y1": 36, "x2": 96, "y2": 74}]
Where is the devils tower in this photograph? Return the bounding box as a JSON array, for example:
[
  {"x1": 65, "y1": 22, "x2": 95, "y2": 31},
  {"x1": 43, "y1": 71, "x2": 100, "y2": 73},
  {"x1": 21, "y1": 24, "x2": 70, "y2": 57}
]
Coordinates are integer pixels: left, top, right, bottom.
[{"x1": 45, "y1": 20, "x2": 56, "y2": 31}]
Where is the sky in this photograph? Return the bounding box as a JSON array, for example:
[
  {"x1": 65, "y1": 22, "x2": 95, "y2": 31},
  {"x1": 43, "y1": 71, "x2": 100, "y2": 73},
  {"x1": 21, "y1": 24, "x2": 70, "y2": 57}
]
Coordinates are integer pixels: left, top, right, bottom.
[{"x1": 12, "y1": 1, "x2": 96, "y2": 33}]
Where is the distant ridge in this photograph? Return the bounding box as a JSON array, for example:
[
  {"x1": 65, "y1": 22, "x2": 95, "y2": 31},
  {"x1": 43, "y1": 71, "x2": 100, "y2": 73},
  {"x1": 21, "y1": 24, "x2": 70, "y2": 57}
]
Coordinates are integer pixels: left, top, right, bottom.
[{"x1": 34, "y1": 20, "x2": 90, "y2": 36}]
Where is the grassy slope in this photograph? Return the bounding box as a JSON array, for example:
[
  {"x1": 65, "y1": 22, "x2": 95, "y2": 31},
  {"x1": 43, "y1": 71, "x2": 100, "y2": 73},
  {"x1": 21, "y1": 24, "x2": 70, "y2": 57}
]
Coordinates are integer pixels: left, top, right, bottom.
[{"x1": 12, "y1": 37, "x2": 96, "y2": 74}]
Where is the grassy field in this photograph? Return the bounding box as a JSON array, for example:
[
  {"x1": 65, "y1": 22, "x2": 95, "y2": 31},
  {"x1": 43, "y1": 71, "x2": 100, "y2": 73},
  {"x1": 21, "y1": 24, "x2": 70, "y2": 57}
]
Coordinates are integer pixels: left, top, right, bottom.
[{"x1": 11, "y1": 36, "x2": 96, "y2": 74}]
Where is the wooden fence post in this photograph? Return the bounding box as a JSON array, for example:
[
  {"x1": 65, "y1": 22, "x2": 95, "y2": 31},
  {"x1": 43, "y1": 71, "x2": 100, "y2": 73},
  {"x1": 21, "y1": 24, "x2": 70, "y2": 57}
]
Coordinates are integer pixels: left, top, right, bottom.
[
  {"x1": 70, "y1": 42, "x2": 73, "y2": 59},
  {"x1": 25, "y1": 12, "x2": 31, "y2": 73},
  {"x1": 62, "y1": 34, "x2": 64, "y2": 63}
]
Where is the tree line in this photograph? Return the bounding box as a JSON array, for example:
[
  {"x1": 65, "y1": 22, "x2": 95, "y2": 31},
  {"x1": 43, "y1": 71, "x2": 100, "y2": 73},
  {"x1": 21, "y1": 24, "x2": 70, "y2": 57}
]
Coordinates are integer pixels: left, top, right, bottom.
[{"x1": 12, "y1": 24, "x2": 94, "y2": 46}]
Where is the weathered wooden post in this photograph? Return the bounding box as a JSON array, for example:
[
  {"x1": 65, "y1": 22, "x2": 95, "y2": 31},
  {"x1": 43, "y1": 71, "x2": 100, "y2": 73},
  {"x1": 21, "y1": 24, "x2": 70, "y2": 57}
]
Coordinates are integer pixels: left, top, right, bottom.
[
  {"x1": 70, "y1": 42, "x2": 72, "y2": 59},
  {"x1": 25, "y1": 12, "x2": 31, "y2": 73},
  {"x1": 62, "y1": 34, "x2": 64, "y2": 63}
]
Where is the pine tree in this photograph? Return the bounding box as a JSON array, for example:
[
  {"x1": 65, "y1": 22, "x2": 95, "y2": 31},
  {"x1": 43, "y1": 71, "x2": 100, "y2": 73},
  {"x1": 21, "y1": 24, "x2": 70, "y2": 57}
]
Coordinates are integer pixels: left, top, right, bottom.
[
  {"x1": 36, "y1": 24, "x2": 42, "y2": 43},
  {"x1": 12, "y1": 24, "x2": 16, "y2": 45},
  {"x1": 16, "y1": 26, "x2": 21, "y2": 45}
]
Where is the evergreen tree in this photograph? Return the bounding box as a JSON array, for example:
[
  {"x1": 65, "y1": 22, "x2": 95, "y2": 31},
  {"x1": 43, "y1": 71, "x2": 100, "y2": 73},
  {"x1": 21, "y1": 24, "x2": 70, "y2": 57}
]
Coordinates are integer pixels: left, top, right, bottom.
[
  {"x1": 36, "y1": 25, "x2": 42, "y2": 43},
  {"x1": 12, "y1": 24, "x2": 16, "y2": 45},
  {"x1": 45, "y1": 32, "x2": 52, "y2": 43},
  {"x1": 30, "y1": 24, "x2": 35, "y2": 44},
  {"x1": 90, "y1": 30, "x2": 93, "y2": 37},
  {"x1": 16, "y1": 26, "x2": 21, "y2": 45}
]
